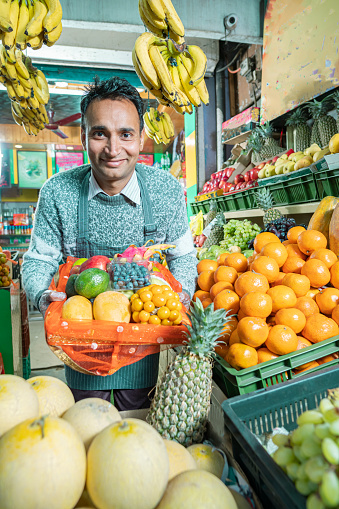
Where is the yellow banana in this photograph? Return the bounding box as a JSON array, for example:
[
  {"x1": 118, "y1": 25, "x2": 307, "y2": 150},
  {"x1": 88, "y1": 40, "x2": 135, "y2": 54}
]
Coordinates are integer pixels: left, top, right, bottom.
[
  {"x1": 4, "y1": 58, "x2": 18, "y2": 81},
  {"x1": 145, "y1": 0, "x2": 165, "y2": 20},
  {"x1": 12, "y1": 79, "x2": 25, "y2": 99},
  {"x1": 134, "y1": 33, "x2": 161, "y2": 90},
  {"x1": 143, "y1": 110, "x2": 158, "y2": 133},
  {"x1": 185, "y1": 45, "x2": 207, "y2": 86},
  {"x1": 25, "y1": 0, "x2": 47, "y2": 38},
  {"x1": 148, "y1": 107, "x2": 161, "y2": 131},
  {"x1": 22, "y1": 54, "x2": 37, "y2": 75},
  {"x1": 35, "y1": 69, "x2": 49, "y2": 102},
  {"x1": 20, "y1": 76, "x2": 34, "y2": 94},
  {"x1": 43, "y1": 20, "x2": 61, "y2": 45},
  {"x1": 14, "y1": 49, "x2": 30, "y2": 79},
  {"x1": 148, "y1": 44, "x2": 174, "y2": 96},
  {"x1": 3, "y1": 0, "x2": 20, "y2": 49},
  {"x1": 168, "y1": 29, "x2": 185, "y2": 46},
  {"x1": 5, "y1": 46, "x2": 16, "y2": 63},
  {"x1": 0, "y1": 74, "x2": 6, "y2": 83},
  {"x1": 160, "y1": 0, "x2": 184, "y2": 37},
  {"x1": 162, "y1": 111, "x2": 174, "y2": 137},
  {"x1": 144, "y1": 122, "x2": 155, "y2": 140},
  {"x1": 168, "y1": 58, "x2": 185, "y2": 94},
  {"x1": 11, "y1": 98, "x2": 23, "y2": 117},
  {"x1": 159, "y1": 113, "x2": 171, "y2": 139},
  {"x1": 42, "y1": 0, "x2": 62, "y2": 33},
  {"x1": 0, "y1": 0, "x2": 13, "y2": 33},
  {"x1": 155, "y1": 93, "x2": 170, "y2": 106},
  {"x1": 185, "y1": 103, "x2": 193, "y2": 114},
  {"x1": 170, "y1": 101, "x2": 185, "y2": 115},
  {"x1": 28, "y1": 95, "x2": 39, "y2": 109},
  {"x1": 132, "y1": 47, "x2": 163, "y2": 101},
  {"x1": 27, "y1": 0, "x2": 34, "y2": 22},
  {"x1": 138, "y1": 0, "x2": 163, "y2": 37},
  {"x1": 12, "y1": 109, "x2": 23, "y2": 126},
  {"x1": 5, "y1": 79, "x2": 17, "y2": 100},
  {"x1": 27, "y1": 32, "x2": 43, "y2": 48},
  {"x1": 176, "y1": 55, "x2": 201, "y2": 107},
  {"x1": 31, "y1": 76, "x2": 46, "y2": 103},
  {"x1": 157, "y1": 118, "x2": 169, "y2": 144},
  {"x1": 16, "y1": 0, "x2": 30, "y2": 49},
  {"x1": 141, "y1": 0, "x2": 166, "y2": 29},
  {"x1": 38, "y1": 103, "x2": 48, "y2": 123},
  {"x1": 18, "y1": 97, "x2": 28, "y2": 108},
  {"x1": 195, "y1": 78, "x2": 209, "y2": 105}
]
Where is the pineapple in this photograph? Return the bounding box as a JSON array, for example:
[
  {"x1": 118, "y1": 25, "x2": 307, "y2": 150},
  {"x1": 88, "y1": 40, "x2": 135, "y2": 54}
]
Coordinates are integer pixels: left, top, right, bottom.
[
  {"x1": 307, "y1": 97, "x2": 337, "y2": 148},
  {"x1": 247, "y1": 129, "x2": 264, "y2": 164},
  {"x1": 255, "y1": 187, "x2": 282, "y2": 226},
  {"x1": 147, "y1": 299, "x2": 229, "y2": 446},
  {"x1": 204, "y1": 199, "x2": 218, "y2": 228},
  {"x1": 332, "y1": 91, "x2": 339, "y2": 132},
  {"x1": 203, "y1": 213, "x2": 227, "y2": 250},
  {"x1": 258, "y1": 122, "x2": 282, "y2": 159},
  {"x1": 285, "y1": 108, "x2": 311, "y2": 151}
]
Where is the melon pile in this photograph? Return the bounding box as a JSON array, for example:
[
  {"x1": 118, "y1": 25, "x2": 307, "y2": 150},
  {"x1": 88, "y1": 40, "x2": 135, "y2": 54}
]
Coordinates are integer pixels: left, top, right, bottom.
[
  {"x1": 194, "y1": 226, "x2": 339, "y2": 373},
  {"x1": 0, "y1": 374, "x2": 248, "y2": 509}
]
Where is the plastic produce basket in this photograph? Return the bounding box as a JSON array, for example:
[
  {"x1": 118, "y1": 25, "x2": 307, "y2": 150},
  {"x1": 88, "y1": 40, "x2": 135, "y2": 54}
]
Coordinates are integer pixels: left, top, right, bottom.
[
  {"x1": 261, "y1": 170, "x2": 319, "y2": 206},
  {"x1": 221, "y1": 366, "x2": 339, "y2": 509},
  {"x1": 213, "y1": 334, "x2": 339, "y2": 398},
  {"x1": 314, "y1": 166, "x2": 339, "y2": 199}
]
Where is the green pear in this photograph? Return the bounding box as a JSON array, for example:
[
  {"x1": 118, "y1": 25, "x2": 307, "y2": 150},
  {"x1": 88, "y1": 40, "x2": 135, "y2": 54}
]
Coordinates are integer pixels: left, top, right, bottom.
[{"x1": 275, "y1": 163, "x2": 285, "y2": 175}]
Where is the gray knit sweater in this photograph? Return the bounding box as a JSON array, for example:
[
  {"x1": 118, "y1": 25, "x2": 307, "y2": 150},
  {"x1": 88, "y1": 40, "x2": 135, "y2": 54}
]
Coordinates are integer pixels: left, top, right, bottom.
[{"x1": 22, "y1": 163, "x2": 197, "y2": 390}]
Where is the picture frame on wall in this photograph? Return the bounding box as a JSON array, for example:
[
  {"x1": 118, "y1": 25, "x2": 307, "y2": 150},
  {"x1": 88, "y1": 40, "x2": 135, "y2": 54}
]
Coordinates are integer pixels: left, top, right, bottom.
[
  {"x1": 17, "y1": 150, "x2": 48, "y2": 189},
  {"x1": 55, "y1": 151, "x2": 84, "y2": 172},
  {"x1": 137, "y1": 154, "x2": 154, "y2": 166}
]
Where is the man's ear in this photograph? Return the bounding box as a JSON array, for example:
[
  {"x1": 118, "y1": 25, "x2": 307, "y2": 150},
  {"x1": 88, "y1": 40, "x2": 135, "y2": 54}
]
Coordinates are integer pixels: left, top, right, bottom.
[
  {"x1": 140, "y1": 128, "x2": 145, "y2": 151},
  {"x1": 81, "y1": 128, "x2": 87, "y2": 151}
]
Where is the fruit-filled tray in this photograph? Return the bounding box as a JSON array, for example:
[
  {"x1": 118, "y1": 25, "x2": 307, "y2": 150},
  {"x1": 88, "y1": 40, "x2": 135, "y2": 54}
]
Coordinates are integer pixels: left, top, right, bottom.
[
  {"x1": 213, "y1": 334, "x2": 339, "y2": 398},
  {"x1": 221, "y1": 366, "x2": 339, "y2": 509}
]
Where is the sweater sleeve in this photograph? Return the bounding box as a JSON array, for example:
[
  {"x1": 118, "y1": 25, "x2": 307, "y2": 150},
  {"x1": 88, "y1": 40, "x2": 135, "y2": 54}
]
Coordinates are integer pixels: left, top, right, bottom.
[
  {"x1": 21, "y1": 179, "x2": 63, "y2": 308},
  {"x1": 164, "y1": 180, "x2": 197, "y2": 298}
]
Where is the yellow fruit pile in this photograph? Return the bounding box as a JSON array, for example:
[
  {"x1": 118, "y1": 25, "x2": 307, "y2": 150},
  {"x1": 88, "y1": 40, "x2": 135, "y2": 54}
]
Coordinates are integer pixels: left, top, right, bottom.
[
  {"x1": 144, "y1": 107, "x2": 174, "y2": 144},
  {"x1": 195, "y1": 228, "x2": 339, "y2": 373},
  {"x1": 131, "y1": 284, "x2": 183, "y2": 325}
]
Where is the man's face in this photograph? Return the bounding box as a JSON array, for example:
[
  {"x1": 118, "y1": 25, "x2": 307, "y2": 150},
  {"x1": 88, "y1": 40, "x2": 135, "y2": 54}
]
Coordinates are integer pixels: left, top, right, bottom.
[{"x1": 81, "y1": 98, "x2": 144, "y2": 187}]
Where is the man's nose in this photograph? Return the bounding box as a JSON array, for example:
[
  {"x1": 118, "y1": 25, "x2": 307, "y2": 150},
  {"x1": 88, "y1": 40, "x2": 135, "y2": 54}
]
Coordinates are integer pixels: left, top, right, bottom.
[{"x1": 105, "y1": 135, "x2": 120, "y2": 156}]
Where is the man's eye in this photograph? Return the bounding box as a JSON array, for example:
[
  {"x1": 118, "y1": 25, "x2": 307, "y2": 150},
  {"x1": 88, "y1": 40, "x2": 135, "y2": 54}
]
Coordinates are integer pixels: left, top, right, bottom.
[
  {"x1": 122, "y1": 132, "x2": 132, "y2": 138},
  {"x1": 93, "y1": 131, "x2": 105, "y2": 137}
]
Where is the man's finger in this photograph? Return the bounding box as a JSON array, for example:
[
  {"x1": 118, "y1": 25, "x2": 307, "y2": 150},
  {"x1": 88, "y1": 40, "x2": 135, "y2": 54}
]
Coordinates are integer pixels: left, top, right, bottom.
[{"x1": 50, "y1": 291, "x2": 67, "y2": 301}]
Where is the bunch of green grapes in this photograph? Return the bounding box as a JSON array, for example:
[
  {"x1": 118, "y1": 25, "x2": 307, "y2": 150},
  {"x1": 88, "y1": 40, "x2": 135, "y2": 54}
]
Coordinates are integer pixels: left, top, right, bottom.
[
  {"x1": 271, "y1": 389, "x2": 339, "y2": 508},
  {"x1": 219, "y1": 219, "x2": 261, "y2": 251}
]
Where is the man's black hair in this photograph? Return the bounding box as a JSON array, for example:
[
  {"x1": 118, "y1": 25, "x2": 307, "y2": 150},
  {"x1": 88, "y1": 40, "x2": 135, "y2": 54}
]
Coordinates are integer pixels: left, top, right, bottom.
[{"x1": 81, "y1": 76, "x2": 144, "y2": 132}]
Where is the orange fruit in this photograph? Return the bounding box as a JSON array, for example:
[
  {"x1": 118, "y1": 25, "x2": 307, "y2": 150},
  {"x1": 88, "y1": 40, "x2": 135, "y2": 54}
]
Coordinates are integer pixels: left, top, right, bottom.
[
  {"x1": 297, "y1": 230, "x2": 327, "y2": 256},
  {"x1": 224, "y1": 253, "x2": 248, "y2": 272},
  {"x1": 282, "y1": 257, "x2": 305, "y2": 274},
  {"x1": 234, "y1": 271, "x2": 270, "y2": 297},
  {"x1": 316, "y1": 288, "x2": 339, "y2": 315},
  {"x1": 197, "y1": 270, "x2": 216, "y2": 292},
  {"x1": 202, "y1": 298, "x2": 213, "y2": 309},
  {"x1": 237, "y1": 309, "x2": 248, "y2": 321},
  {"x1": 214, "y1": 342, "x2": 229, "y2": 358},
  {"x1": 302, "y1": 314, "x2": 339, "y2": 343},
  {"x1": 214, "y1": 265, "x2": 238, "y2": 284},
  {"x1": 310, "y1": 249, "x2": 338, "y2": 269},
  {"x1": 253, "y1": 232, "x2": 280, "y2": 253},
  {"x1": 281, "y1": 273, "x2": 311, "y2": 298},
  {"x1": 246, "y1": 255, "x2": 255, "y2": 267},
  {"x1": 229, "y1": 329, "x2": 241, "y2": 346},
  {"x1": 330, "y1": 261, "x2": 339, "y2": 289},
  {"x1": 237, "y1": 316, "x2": 269, "y2": 348},
  {"x1": 261, "y1": 242, "x2": 288, "y2": 268},
  {"x1": 287, "y1": 226, "x2": 306, "y2": 244},
  {"x1": 219, "y1": 316, "x2": 239, "y2": 342},
  {"x1": 267, "y1": 285, "x2": 297, "y2": 313},
  {"x1": 271, "y1": 272, "x2": 286, "y2": 287},
  {"x1": 306, "y1": 288, "x2": 320, "y2": 300},
  {"x1": 317, "y1": 353, "x2": 339, "y2": 365},
  {"x1": 296, "y1": 336, "x2": 315, "y2": 370},
  {"x1": 301, "y1": 259, "x2": 331, "y2": 288},
  {"x1": 251, "y1": 256, "x2": 280, "y2": 284},
  {"x1": 227, "y1": 343, "x2": 258, "y2": 370},
  {"x1": 282, "y1": 240, "x2": 291, "y2": 246},
  {"x1": 294, "y1": 361, "x2": 320, "y2": 373},
  {"x1": 240, "y1": 291, "x2": 272, "y2": 318},
  {"x1": 332, "y1": 305, "x2": 339, "y2": 325},
  {"x1": 285, "y1": 244, "x2": 306, "y2": 260},
  {"x1": 197, "y1": 259, "x2": 218, "y2": 274},
  {"x1": 217, "y1": 252, "x2": 230, "y2": 266},
  {"x1": 265, "y1": 325, "x2": 298, "y2": 355},
  {"x1": 295, "y1": 296, "x2": 320, "y2": 318},
  {"x1": 210, "y1": 281, "x2": 234, "y2": 300},
  {"x1": 214, "y1": 289, "x2": 240, "y2": 314},
  {"x1": 275, "y1": 308, "x2": 306, "y2": 334},
  {"x1": 257, "y1": 347, "x2": 278, "y2": 364}
]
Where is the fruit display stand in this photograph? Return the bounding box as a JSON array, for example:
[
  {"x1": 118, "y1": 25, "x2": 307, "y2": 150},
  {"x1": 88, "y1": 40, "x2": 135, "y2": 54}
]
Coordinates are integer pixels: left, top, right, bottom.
[
  {"x1": 0, "y1": 282, "x2": 23, "y2": 377},
  {"x1": 221, "y1": 366, "x2": 338, "y2": 509},
  {"x1": 213, "y1": 334, "x2": 339, "y2": 398}
]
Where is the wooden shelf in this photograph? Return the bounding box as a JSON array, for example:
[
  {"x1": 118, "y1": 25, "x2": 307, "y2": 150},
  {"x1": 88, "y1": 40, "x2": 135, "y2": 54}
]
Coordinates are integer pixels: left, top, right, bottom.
[
  {"x1": 221, "y1": 201, "x2": 320, "y2": 219},
  {"x1": 222, "y1": 130, "x2": 253, "y2": 146}
]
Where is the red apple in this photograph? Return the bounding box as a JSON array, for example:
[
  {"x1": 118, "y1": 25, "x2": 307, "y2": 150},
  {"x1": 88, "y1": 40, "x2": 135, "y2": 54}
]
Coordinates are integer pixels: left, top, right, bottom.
[
  {"x1": 250, "y1": 169, "x2": 259, "y2": 180},
  {"x1": 246, "y1": 180, "x2": 253, "y2": 188},
  {"x1": 257, "y1": 163, "x2": 265, "y2": 170},
  {"x1": 226, "y1": 168, "x2": 235, "y2": 178},
  {"x1": 244, "y1": 171, "x2": 251, "y2": 182},
  {"x1": 234, "y1": 174, "x2": 245, "y2": 185},
  {"x1": 272, "y1": 156, "x2": 279, "y2": 164},
  {"x1": 240, "y1": 182, "x2": 247, "y2": 189},
  {"x1": 286, "y1": 149, "x2": 294, "y2": 157},
  {"x1": 79, "y1": 255, "x2": 111, "y2": 273}
]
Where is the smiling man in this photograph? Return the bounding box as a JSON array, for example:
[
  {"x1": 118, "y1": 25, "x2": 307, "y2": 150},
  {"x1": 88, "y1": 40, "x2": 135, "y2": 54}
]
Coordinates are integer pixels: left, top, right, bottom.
[{"x1": 22, "y1": 76, "x2": 197, "y2": 410}]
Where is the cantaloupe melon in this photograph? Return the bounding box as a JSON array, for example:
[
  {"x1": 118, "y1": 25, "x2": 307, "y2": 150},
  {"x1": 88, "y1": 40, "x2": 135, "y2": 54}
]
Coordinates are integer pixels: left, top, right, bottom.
[
  {"x1": 163, "y1": 439, "x2": 197, "y2": 480},
  {"x1": 187, "y1": 443, "x2": 225, "y2": 479},
  {"x1": 93, "y1": 291, "x2": 131, "y2": 322},
  {"x1": 27, "y1": 375, "x2": 75, "y2": 417},
  {"x1": 62, "y1": 397, "x2": 121, "y2": 450},
  {"x1": 87, "y1": 418, "x2": 169, "y2": 509},
  {"x1": 62, "y1": 295, "x2": 93, "y2": 320},
  {"x1": 155, "y1": 469, "x2": 237, "y2": 509},
  {"x1": 0, "y1": 416, "x2": 86, "y2": 509},
  {"x1": 0, "y1": 374, "x2": 39, "y2": 437}
]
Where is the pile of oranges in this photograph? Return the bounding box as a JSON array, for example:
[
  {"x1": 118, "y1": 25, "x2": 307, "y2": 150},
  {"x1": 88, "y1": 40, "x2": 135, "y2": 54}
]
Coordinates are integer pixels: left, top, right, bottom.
[
  {"x1": 130, "y1": 284, "x2": 183, "y2": 325},
  {"x1": 194, "y1": 226, "x2": 339, "y2": 372}
]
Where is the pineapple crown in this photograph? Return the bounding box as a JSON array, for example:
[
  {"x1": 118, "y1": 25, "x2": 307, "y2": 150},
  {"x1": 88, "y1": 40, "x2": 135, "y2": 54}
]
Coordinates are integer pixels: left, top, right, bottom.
[
  {"x1": 183, "y1": 299, "x2": 232, "y2": 357},
  {"x1": 258, "y1": 121, "x2": 274, "y2": 139},
  {"x1": 332, "y1": 91, "x2": 339, "y2": 109},
  {"x1": 307, "y1": 96, "x2": 333, "y2": 119},
  {"x1": 255, "y1": 187, "x2": 275, "y2": 210},
  {"x1": 208, "y1": 198, "x2": 218, "y2": 212},
  {"x1": 286, "y1": 108, "x2": 308, "y2": 127},
  {"x1": 247, "y1": 130, "x2": 263, "y2": 153},
  {"x1": 214, "y1": 213, "x2": 227, "y2": 227}
]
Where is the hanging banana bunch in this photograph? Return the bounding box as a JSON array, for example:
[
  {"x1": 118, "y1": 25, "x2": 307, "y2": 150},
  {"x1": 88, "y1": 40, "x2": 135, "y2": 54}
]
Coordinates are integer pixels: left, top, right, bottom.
[
  {"x1": 0, "y1": 47, "x2": 49, "y2": 135},
  {"x1": 133, "y1": 33, "x2": 209, "y2": 115},
  {"x1": 144, "y1": 107, "x2": 175, "y2": 144},
  {"x1": 138, "y1": 0, "x2": 185, "y2": 46},
  {"x1": 0, "y1": 0, "x2": 62, "y2": 50}
]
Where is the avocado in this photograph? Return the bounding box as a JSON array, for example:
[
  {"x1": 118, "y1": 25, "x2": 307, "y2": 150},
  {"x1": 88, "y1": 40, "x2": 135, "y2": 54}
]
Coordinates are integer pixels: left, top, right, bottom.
[
  {"x1": 65, "y1": 274, "x2": 79, "y2": 298},
  {"x1": 74, "y1": 268, "x2": 109, "y2": 299}
]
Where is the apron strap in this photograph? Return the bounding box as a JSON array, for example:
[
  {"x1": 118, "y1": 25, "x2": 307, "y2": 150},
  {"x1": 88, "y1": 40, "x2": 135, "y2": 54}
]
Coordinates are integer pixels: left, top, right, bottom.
[
  {"x1": 135, "y1": 166, "x2": 157, "y2": 243},
  {"x1": 78, "y1": 168, "x2": 91, "y2": 240}
]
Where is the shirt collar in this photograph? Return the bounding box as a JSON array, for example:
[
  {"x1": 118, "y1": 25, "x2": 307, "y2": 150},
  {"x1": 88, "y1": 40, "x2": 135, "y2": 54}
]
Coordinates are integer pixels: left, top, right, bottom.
[{"x1": 88, "y1": 169, "x2": 140, "y2": 205}]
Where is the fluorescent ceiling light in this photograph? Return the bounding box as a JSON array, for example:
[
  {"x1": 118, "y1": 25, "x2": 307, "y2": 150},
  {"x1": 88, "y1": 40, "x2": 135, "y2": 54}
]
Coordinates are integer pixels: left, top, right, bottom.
[
  {"x1": 66, "y1": 146, "x2": 73, "y2": 150},
  {"x1": 49, "y1": 88, "x2": 84, "y2": 96},
  {"x1": 15, "y1": 144, "x2": 22, "y2": 148}
]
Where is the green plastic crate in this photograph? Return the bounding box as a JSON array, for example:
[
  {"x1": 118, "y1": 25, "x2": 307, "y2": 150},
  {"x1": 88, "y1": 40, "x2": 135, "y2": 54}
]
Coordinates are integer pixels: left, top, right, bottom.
[
  {"x1": 190, "y1": 202, "x2": 200, "y2": 215},
  {"x1": 221, "y1": 366, "x2": 339, "y2": 509},
  {"x1": 262, "y1": 171, "x2": 319, "y2": 206},
  {"x1": 189, "y1": 199, "x2": 210, "y2": 214},
  {"x1": 314, "y1": 166, "x2": 339, "y2": 199},
  {"x1": 213, "y1": 334, "x2": 339, "y2": 398}
]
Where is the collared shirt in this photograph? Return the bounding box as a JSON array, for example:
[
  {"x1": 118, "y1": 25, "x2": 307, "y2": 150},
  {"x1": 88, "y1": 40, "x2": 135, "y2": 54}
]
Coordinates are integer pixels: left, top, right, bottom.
[{"x1": 88, "y1": 169, "x2": 141, "y2": 205}]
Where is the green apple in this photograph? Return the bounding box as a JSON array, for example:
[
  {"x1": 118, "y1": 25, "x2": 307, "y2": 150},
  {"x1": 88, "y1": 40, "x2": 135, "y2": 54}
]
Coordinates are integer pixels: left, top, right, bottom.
[
  {"x1": 258, "y1": 168, "x2": 266, "y2": 179},
  {"x1": 275, "y1": 164, "x2": 285, "y2": 175},
  {"x1": 280, "y1": 154, "x2": 288, "y2": 160},
  {"x1": 289, "y1": 151, "x2": 303, "y2": 161},
  {"x1": 283, "y1": 161, "x2": 295, "y2": 173},
  {"x1": 292, "y1": 153, "x2": 305, "y2": 163},
  {"x1": 265, "y1": 165, "x2": 276, "y2": 177}
]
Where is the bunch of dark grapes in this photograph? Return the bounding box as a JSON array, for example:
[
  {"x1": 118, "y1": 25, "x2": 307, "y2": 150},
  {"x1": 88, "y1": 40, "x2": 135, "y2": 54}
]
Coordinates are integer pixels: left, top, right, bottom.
[{"x1": 247, "y1": 218, "x2": 308, "y2": 248}]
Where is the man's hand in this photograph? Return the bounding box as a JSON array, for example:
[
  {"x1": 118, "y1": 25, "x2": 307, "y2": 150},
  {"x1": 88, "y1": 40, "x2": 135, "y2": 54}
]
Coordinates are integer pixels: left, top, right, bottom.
[
  {"x1": 39, "y1": 290, "x2": 66, "y2": 317},
  {"x1": 178, "y1": 290, "x2": 191, "y2": 309}
]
